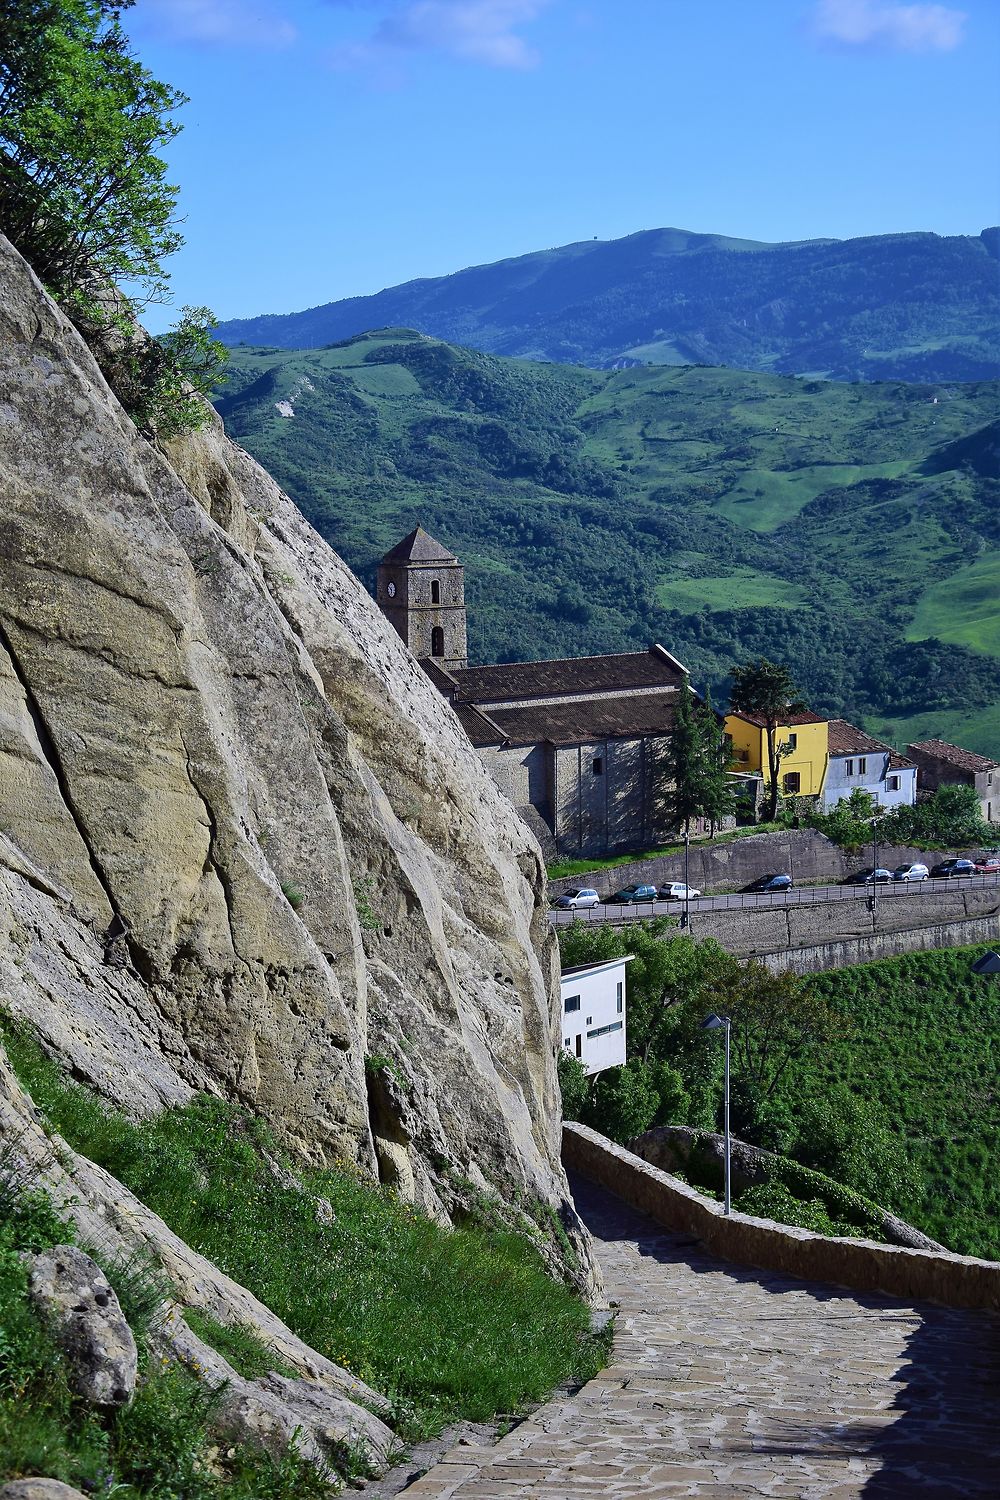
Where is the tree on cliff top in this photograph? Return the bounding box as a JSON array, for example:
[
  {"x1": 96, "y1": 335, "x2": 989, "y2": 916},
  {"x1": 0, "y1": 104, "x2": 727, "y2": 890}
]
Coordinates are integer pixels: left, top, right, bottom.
[{"x1": 0, "y1": 0, "x2": 185, "y2": 303}]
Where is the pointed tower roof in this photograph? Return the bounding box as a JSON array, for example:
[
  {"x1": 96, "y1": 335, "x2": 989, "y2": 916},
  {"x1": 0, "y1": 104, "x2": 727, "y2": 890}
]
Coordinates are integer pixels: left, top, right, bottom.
[{"x1": 381, "y1": 526, "x2": 458, "y2": 565}]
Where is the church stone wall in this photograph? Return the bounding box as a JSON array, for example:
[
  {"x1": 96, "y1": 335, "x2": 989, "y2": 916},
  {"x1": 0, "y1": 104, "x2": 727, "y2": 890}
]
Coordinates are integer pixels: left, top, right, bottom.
[
  {"x1": 552, "y1": 735, "x2": 674, "y2": 859},
  {"x1": 478, "y1": 743, "x2": 553, "y2": 823}
]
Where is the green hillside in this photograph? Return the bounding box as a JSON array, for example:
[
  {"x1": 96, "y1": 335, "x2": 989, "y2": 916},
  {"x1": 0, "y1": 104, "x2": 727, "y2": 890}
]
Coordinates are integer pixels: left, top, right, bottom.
[
  {"x1": 215, "y1": 331, "x2": 1000, "y2": 753},
  {"x1": 215, "y1": 225, "x2": 1000, "y2": 384}
]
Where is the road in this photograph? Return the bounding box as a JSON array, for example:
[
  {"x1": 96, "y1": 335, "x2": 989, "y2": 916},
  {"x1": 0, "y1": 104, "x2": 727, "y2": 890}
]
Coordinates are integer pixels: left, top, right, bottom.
[{"x1": 548, "y1": 871, "x2": 1000, "y2": 925}]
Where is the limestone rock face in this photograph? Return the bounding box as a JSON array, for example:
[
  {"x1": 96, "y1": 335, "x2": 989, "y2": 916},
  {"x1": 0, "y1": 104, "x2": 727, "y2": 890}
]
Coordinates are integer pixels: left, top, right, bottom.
[
  {"x1": 0, "y1": 1483, "x2": 90, "y2": 1500},
  {"x1": 0, "y1": 235, "x2": 594, "y2": 1288},
  {"x1": 27, "y1": 1246, "x2": 138, "y2": 1406}
]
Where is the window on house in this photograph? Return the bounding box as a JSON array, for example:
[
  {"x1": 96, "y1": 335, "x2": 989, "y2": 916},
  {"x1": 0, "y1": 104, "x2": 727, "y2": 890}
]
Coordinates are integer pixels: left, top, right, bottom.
[
  {"x1": 858, "y1": 757, "x2": 867, "y2": 776},
  {"x1": 431, "y1": 579, "x2": 440, "y2": 604},
  {"x1": 575, "y1": 1035, "x2": 582, "y2": 1058},
  {"x1": 431, "y1": 626, "x2": 445, "y2": 657},
  {"x1": 887, "y1": 775, "x2": 900, "y2": 791},
  {"x1": 846, "y1": 759, "x2": 854, "y2": 777},
  {"x1": 616, "y1": 982, "x2": 623, "y2": 1014},
  {"x1": 592, "y1": 757, "x2": 603, "y2": 776},
  {"x1": 787, "y1": 733, "x2": 798, "y2": 750},
  {"x1": 564, "y1": 994, "x2": 581, "y2": 1014},
  {"x1": 989, "y1": 772, "x2": 994, "y2": 785},
  {"x1": 563, "y1": 1038, "x2": 570, "y2": 1049},
  {"x1": 783, "y1": 771, "x2": 801, "y2": 795},
  {"x1": 587, "y1": 1021, "x2": 624, "y2": 1039}
]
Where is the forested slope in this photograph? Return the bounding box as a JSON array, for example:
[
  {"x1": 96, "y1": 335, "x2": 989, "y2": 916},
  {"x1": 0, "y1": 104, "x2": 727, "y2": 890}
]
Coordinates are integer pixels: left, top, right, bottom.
[
  {"x1": 216, "y1": 331, "x2": 1000, "y2": 753},
  {"x1": 215, "y1": 226, "x2": 1000, "y2": 383}
]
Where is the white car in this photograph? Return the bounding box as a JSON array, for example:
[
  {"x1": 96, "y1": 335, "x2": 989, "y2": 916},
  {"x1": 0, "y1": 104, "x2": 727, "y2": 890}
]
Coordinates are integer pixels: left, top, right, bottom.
[
  {"x1": 893, "y1": 863, "x2": 929, "y2": 882},
  {"x1": 658, "y1": 881, "x2": 702, "y2": 901},
  {"x1": 552, "y1": 887, "x2": 601, "y2": 909}
]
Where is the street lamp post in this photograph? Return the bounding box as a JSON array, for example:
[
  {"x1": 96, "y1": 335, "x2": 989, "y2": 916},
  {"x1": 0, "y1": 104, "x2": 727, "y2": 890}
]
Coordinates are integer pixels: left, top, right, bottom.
[
  {"x1": 682, "y1": 827, "x2": 690, "y2": 930},
  {"x1": 701, "y1": 1012, "x2": 731, "y2": 1215},
  {"x1": 869, "y1": 814, "x2": 881, "y2": 924}
]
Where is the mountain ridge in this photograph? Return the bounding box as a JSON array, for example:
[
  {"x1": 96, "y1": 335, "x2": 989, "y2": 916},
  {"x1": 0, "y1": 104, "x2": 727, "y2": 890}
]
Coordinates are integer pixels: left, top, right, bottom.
[{"x1": 215, "y1": 224, "x2": 1000, "y2": 384}]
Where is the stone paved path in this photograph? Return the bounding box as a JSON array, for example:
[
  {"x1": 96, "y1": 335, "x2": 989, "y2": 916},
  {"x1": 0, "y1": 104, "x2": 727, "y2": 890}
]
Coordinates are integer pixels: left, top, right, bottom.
[{"x1": 404, "y1": 1174, "x2": 1000, "y2": 1498}]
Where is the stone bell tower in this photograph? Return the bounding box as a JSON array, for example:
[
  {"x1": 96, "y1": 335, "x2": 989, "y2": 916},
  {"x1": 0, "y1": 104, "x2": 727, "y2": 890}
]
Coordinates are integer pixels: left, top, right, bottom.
[{"x1": 376, "y1": 526, "x2": 468, "y2": 672}]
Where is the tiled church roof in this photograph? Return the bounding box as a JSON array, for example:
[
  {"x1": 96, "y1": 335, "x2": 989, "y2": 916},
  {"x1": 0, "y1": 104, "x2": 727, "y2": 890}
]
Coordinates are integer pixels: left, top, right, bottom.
[
  {"x1": 458, "y1": 690, "x2": 681, "y2": 748},
  {"x1": 447, "y1": 646, "x2": 686, "y2": 705}
]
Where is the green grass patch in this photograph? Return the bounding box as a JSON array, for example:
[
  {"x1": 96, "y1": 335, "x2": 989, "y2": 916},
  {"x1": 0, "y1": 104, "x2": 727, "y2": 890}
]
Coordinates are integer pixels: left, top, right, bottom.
[
  {"x1": 0, "y1": 1020, "x2": 605, "y2": 1443},
  {"x1": 0, "y1": 1154, "x2": 331, "y2": 1497},
  {"x1": 182, "y1": 1310, "x2": 297, "y2": 1381},
  {"x1": 907, "y1": 551, "x2": 1000, "y2": 658},
  {"x1": 714, "y1": 460, "x2": 913, "y2": 532},
  {"x1": 656, "y1": 569, "x2": 807, "y2": 613}
]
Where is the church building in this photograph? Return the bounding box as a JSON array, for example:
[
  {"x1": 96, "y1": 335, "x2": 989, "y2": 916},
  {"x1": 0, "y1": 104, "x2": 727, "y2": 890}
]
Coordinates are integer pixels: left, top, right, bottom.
[{"x1": 376, "y1": 527, "x2": 693, "y2": 859}]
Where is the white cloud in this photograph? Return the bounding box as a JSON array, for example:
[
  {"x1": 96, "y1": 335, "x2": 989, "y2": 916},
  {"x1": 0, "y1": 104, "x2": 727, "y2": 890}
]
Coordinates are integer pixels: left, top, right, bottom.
[
  {"x1": 811, "y1": 0, "x2": 967, "y2": 53},
  {"x1": 136, "y1": 0, "x2": 298, "y2": 48},
  {"x1": 332, "y1": 0, "x2": 549, "y2": 71}
]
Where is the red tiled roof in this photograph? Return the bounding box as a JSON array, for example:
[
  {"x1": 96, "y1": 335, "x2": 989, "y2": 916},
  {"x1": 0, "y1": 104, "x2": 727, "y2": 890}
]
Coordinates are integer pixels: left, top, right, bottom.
[
  {"x1": 728, "y1": 709, "x2": 827, "y2": 729},
  {"x1": 907, "y1": 739, "x2": 999, "y2": 773},
  {"x1": 448, "y1": 646, "x2": 685, "y2": 705}
]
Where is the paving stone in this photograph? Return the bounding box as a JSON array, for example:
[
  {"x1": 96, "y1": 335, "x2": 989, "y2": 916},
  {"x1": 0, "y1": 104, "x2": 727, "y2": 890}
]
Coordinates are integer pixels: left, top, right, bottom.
[{"x1": 401, "y1": 1174, "x2": 1000, "y2": 1498}]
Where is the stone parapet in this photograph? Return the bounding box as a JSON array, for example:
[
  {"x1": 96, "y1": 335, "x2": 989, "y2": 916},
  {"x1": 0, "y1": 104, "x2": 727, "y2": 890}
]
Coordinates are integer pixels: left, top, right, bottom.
[{"x1": 563, "y1": 1121, "x2": 1000, "y2": 1312}]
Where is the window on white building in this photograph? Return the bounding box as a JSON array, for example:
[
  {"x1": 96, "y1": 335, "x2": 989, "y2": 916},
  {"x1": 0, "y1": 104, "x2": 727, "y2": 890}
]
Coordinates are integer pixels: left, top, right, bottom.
[
  {"x1": 846, "y1": 760, "x2": 854, "y2": 776},
  {"x1": 616, "y1": 982, "x2": 623, "y2": 1014},
  {"x1": 587, "y1": 1021, "x2": 623, "y2": 1039},
  {"x1": 564, "y1": 994, "x2": 581, "y2": 1013},
  {"x1": 887, "y1": 775, "x2": 900, "y2": 791},
  {"x1": 858, "y1": 757, "x2": 867, "y2": 775}
]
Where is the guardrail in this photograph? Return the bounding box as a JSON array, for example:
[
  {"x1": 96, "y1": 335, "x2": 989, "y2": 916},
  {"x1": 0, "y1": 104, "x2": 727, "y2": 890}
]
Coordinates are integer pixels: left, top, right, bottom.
[{"x1": 548, "y1": 871, "x2": 1000, "y2": 925}]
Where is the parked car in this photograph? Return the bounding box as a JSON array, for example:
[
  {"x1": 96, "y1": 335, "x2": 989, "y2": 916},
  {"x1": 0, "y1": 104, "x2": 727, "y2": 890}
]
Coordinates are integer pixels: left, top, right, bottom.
[
  {"x1": 973, "y1": 854, "x2": 1000, "y2": 874},
  {"x1": 552, "y1": 887, "x2": 601, "y2": 910},
  {"x1": 893, "y1": 863, "x2": 929, "y2": 882},
  {"x1": 931, "y1": 859, "x2": 976, "y2": 878},
  {"x1": 844, "y1": 869, "x2": 892, "y2": 884},
  {"x1": 658, "y1": 881, "x2": 702, "y2": 900},
  {"x1": 747, "y1": 873, "x2": 793, "y2": 893},
  {"x1": 607, "y1": 884, "x2": 658, "y2": 904}
]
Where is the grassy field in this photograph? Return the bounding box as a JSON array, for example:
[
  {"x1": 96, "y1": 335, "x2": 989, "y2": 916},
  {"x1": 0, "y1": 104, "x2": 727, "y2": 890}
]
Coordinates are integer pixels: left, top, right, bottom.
[
  {"x1": 215, "y1": 335, "x2": 1000, "y2": 753},
  {"x1": 906, "y1": 551, "x2": 1000, "y2": 657}
]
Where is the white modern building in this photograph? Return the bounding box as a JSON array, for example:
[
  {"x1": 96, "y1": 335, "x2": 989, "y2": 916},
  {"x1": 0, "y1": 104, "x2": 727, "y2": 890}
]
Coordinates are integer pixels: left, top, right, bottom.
[{"x1": 560, "y1": 955, "x2": 631, "y2": 1075}]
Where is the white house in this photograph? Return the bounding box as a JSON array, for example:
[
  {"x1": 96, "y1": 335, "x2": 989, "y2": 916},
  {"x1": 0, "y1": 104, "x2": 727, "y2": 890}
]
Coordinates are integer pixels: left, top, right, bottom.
[
  {"x1": 821, "y1": 720, "x2": 917, "y2": 812},
  {"x1": 560, "y1": 955, "x2": 631, "y2": 1075}
]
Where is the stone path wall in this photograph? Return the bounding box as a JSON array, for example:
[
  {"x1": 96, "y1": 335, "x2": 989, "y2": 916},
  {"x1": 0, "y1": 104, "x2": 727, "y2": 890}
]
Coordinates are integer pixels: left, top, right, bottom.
[{"x1": 403, "y1": 1175, "x2": 1000, "y2": 1498}]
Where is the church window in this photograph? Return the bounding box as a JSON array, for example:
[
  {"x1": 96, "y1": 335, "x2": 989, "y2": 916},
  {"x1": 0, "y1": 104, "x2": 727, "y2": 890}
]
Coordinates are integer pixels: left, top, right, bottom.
[
  {"x1": 431, "y1": 579, "x2": 441, "y2": 604},
  {"x1": 431, "y1": 626, "x2": 445, "y2": 657},
  {"x1": 592, "y1": 757, "x2": 603, "y2": 776}
]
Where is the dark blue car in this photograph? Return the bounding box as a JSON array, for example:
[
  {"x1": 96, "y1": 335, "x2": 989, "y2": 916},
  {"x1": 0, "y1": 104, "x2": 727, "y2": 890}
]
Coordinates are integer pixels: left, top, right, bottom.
[{"x1": 747, "y1": 873, "x2": 793, "y2": 893}]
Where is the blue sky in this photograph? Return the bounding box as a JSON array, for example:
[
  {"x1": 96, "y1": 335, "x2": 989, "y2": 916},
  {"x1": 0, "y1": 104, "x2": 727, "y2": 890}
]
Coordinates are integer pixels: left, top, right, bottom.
[{"x1": 125, "y1": 0, "x2": 1000, "y2": 330}]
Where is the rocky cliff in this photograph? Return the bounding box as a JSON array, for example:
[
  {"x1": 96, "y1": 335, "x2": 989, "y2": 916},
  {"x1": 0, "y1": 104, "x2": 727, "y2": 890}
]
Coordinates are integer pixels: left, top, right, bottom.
[{"x1": 0, "y1": 232, "x2": 597, "y2": 1446}]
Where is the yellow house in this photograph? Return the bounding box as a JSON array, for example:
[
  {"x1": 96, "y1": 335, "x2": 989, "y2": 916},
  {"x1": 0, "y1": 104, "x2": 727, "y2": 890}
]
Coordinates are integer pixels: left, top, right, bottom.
[{"x1": 724, "y1": 710, "x2": 829, "y2": 799}]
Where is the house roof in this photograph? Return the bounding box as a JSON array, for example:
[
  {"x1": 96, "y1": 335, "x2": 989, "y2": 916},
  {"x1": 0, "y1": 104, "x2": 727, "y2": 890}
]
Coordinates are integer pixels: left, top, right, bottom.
[
  {"x1": 907, "y1": 738, "x2": 999, "y2": 773},
  {"x1": 561, "y1": 956, "x2": 636, "y2": 979},
  {"x1": 727, "y1": 708, "x2": 827, "y2": 730},
  {"x1": 381, "y1": 526, "x2": 458, "y2": 565},
  {"x1": 447, "y1": 645, "x2": 686, "y2": 706},
  {"x1": 827, "y1": 719, "x2": 916, "y2": 768},
  {"x1": 462, "y1": 689, "x2": 681, "y2": 748}
]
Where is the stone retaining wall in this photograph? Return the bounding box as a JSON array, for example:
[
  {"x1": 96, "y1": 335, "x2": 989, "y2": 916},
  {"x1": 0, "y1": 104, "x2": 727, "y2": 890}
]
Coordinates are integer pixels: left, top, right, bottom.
[
  {"x1": 693, "y1": 885, "x2": 1000, "y2": 968},
  {"x1": 563, "y1": 1121, "x2": 1000, "y2": 1312},
  {"x1": 550, "y1": 828, "x2": 978, "y2": 898}
]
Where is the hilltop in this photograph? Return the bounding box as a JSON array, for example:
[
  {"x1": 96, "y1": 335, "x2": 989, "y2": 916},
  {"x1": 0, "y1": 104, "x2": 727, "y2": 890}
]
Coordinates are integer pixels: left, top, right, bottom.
[
  {"x1": 215, "y1": 225, "x2": 1000, "y2": 383},
  {"x1": 215, "y1": 330, "x2": 1000, "y2": 753}
]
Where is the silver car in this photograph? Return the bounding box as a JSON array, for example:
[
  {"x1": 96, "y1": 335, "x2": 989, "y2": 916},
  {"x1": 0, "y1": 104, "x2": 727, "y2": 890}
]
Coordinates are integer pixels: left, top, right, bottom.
[
  {"x1": 893, "y1": 863, "x2": 929, "y2": 881},
  {"x1": 553, "y1": 887, "x2": 601, "y2": 909}
]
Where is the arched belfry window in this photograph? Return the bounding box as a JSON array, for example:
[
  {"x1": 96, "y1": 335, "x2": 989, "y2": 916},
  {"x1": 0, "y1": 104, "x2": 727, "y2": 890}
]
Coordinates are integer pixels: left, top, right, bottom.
[
  {"x1": 431, "y1": 579, "x2": 441, "y2": 604},
  {"x1": 431, "y1": 626, "x2": 445, "y2": 657}
]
